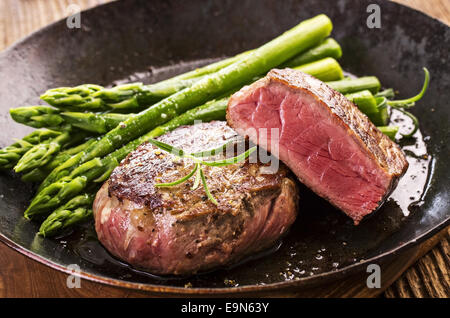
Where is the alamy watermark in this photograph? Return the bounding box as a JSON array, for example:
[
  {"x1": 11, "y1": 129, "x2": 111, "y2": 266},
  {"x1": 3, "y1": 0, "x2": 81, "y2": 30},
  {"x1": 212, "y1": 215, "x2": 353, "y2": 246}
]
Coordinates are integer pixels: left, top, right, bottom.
[
  {"x1": 366, "y1": 4, "x2": 381, "y2": 29},
  {"x1": 366, "y1": 264, "x2": 381, "y2": 288},
  {"x1": 66, "y1": 264, "x2": 81, "y2": 288},
  {"x1": 66, "y1": 4, "x2": 81, "y2": 29}
]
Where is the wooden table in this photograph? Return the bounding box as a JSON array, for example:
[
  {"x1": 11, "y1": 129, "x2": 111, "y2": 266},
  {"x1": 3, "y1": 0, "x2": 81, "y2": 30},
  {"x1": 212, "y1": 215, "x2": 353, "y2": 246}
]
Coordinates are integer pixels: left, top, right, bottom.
[{"x1": 0, "y1": 0, "x2": 449, "y2": 298}]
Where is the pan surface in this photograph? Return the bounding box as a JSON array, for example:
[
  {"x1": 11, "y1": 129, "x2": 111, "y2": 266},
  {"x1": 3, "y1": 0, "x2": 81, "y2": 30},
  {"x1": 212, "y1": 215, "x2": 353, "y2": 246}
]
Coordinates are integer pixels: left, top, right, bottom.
[{"x1": 0, "y1": 0, "x2": 448, "y2": 295}]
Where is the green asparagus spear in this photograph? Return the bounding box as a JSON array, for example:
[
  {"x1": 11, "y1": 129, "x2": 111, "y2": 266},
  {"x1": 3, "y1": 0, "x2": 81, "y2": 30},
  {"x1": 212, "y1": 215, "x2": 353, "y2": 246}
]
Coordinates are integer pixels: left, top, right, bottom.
[
  {"x1": 60, "y1": 112, "x2": 131, "y2": 134},
  {"x1": 21, "y1": 139, "x2": 96, "y2": 182},
  {"x1": 39, "y1": 193, "x2": 94, "y2": 237},
  {"x1": 345, "y1": 90, "x2": 388, "y2": 126},
  {"x1": 294, "y1": 57, "x2": 343, "y2": 81},
  {"x1": 282, "y1": 38, "x2": 342, "y2": 67},
  {"x1": 9, "y1": 106, "x2": 64, "y2": 129},
  {"x1": 14, "y1": 128, "x2": 93, "y2": 174},
  {"x1": 346, "y1": 90, "x2": 378, "y2": 114},
  {"x1": 148, "y1": 97, "x2": 228, "y2": 137},
  {"x1": 162, "y1": 38, "x2": 339, "y2": 86},
  {"x1": 0, "y1": 129, "x2": 62, "y2": 169},
  {"x1": 157, "y1": 51, "x2": 252, "y2": 85},
  {"x1": 36, "y1": 14, "x2": 332, "y2": 192},
  {"x1": 14, "y1": 129, "x2": 71, "y2": 173},
  {"x1": 327, "y1": 76, "x2": 381, "y2": 94},
  {"x1": 40, "y1": 74, "x2": 211, "y2": 112},
  {"x1": 373, "y1": 96, "x2": 389, "y2": 127},
  {"x1": 10, "y1": 105, "x2": 132, "y2": 133},
  {"x1": 376, "y1": 126, "x2": 399, "y2": 140},
  {"x1": 25, "y1": 175, "x2": 88, "y2": 219}
]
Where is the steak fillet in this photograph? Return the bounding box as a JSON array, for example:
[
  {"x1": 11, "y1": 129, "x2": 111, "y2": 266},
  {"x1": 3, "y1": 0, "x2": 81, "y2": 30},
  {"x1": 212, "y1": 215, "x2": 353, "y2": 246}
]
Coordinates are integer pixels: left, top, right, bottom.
[
  {"x1": 93, "y1": 121, "x2": 299, "y2": 275},
  {"x1": 227, "y1": 69, "x2": 408, "y2": 224}
]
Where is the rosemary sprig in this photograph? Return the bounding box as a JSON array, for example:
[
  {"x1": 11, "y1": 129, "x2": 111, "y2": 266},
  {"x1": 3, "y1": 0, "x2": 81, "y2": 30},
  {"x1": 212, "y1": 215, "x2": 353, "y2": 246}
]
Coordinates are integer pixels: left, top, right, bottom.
[
  {"x1": 200, "y1": 168, "x2": 218, "y2": 205},
  {"x1": 387, "y1": 67, "x2": 429, "y2": 109},
  {"x1": 150, "y1": 138, "x2": 257, "y2": 205},
  {"x1": 191, "y1": 164, "x2": 201, "y2": 190},
  {"x1": 155, "y1": 163, "x2": 199, "y2": 187},
  {"x1": 397, "y1": 109, "x2": 419, "y2": 138},
  {"x1": 375, "y1": 68, "x2": 429, "y2": 140},
  {"x1": 375, "y1": 88, "x2": 395, "y2": 99}
]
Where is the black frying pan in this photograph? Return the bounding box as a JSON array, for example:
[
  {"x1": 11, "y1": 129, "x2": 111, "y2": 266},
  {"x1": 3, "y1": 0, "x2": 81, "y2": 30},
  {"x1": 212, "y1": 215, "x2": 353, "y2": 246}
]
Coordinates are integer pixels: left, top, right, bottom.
[{"x1": 0, "y1": 0, "x2": 448, "y2": 295}]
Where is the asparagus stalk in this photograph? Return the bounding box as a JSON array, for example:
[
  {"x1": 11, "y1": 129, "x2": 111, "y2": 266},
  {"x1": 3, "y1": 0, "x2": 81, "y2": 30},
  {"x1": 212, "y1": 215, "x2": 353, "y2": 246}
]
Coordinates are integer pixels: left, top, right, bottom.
[
  {"x1": 282, "y1": 38, "x2": 342, "y2": 67},
  {"x1": 37, "y1": 74, "x2": 210, "y2": 114},
  {"x1": 0, "y1": 129, "x2": 62, "y2": 169},
  {"x1": 377, "y1": 126, "x2": 399, "y2": 140},
  {"x1": 9, "y1": 106, "x2": 64, "y2": 129},
  {"x1": 14, "y1": 132, "x2": 69, "y2": 173},
  {"x1": 36, "y1": 14, "x2": 332, "y2": 193},
  {"x1": 21, "y1": 139, "x2": 96, "y2": 182},
  {"x1": 345, "y1": 90, "x2": 388, "y2": 126},
  {"x1": 60, "y1": 112, "x2": 131, "y2": 134},
  {"x1": 13, "y1": 129, "x2": 92, "y2": 173},
  {"x1": 157, "y1": 51, "x2": 252, "y2": 86},
  {"x1": 294, "y1": 57, "x2": 343, "y2": 82},
  {"x1": 327, "y1": 76, "x2": 381, "y2": 94},
  {"x1": 10, "y1": 106, "x2": 132, "y2": 134},
  {"x1": 39, "y1": 193, "x2": 94, "y2": 237}
]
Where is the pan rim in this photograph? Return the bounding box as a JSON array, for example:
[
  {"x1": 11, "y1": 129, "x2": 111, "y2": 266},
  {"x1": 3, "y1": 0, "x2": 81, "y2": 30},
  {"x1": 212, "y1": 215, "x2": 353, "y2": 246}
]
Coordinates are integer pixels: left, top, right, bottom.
[{"x1": 0, "y1": 0, "x2": 449, "y2": 295}]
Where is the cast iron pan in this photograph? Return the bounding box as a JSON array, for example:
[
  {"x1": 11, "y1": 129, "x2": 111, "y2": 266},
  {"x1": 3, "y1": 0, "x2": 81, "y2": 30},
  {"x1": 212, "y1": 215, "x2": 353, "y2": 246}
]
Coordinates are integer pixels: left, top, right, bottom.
[{"x1": 0, "y1": 0, "x2": 448, "y2": 295}]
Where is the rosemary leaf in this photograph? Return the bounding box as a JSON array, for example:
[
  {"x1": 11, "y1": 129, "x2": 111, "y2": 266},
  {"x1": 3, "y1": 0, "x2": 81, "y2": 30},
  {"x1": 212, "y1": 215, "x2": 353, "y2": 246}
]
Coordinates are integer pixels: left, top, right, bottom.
[
  {"x1": 200, "y1": 167, "x2": 218, "y2": 205},
  {"x1": 397, "y1": 109, "x2": 419, "y2": 138},
  {"x1": 155, "y1": 163, "x2": 198, "y2": 187},
  {"x1": 149, "y1": 138, "x2": 256, "y2": 205},
  {"x1": 191, "y1": 164, "x2": 201, "y2": 190},
  {"x1": 147, "y1": 138, "x2": 185, "y2": 157},
  {"x1": 388, "y1": 67, "x2": 429, "y2": 108},
  {"x1": 201, "y1": 146, "x2": 256, "y2": 167}
]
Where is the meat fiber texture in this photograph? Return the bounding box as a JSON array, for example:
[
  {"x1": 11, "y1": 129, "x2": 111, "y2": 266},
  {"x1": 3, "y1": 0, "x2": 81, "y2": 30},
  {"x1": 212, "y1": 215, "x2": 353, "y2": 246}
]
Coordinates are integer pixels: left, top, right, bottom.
[
  {"x1": 93, "y1": 121, "x2": 299, "y2": 275},
  {"x1": 227, "y1": 68, "x2": 408, "y2": 224}
]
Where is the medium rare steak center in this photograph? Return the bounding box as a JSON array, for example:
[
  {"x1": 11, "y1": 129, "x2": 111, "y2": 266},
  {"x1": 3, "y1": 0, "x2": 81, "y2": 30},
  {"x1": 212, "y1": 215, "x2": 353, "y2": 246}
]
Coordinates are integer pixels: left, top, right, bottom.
[
  {"x1": 227, "y1": 69, "x2": 408, "y2": 224},
  {"x1": 93, "y1": 121, "x2": 299, "y2": 275}
]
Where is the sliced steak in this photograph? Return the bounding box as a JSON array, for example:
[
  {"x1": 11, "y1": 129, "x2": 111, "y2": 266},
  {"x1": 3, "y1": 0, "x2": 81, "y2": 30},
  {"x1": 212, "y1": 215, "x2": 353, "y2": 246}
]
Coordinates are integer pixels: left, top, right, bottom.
[
  {"x1": 93, "y1": 121, "x2": 299, "y2": 275},
  {"x1": 227, "y1": 68, "x2": 408, "y2": 224}
]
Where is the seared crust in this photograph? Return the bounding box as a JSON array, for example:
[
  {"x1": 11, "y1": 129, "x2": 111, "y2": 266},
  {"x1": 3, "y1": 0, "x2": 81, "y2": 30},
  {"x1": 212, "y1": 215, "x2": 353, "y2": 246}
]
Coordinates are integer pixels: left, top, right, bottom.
[
  {"x1": 108, "y1": 121, "x2": 295, "y2": 221},
  {"x1": 95, "y1": 121, "x2": 299, "y2": 274}
]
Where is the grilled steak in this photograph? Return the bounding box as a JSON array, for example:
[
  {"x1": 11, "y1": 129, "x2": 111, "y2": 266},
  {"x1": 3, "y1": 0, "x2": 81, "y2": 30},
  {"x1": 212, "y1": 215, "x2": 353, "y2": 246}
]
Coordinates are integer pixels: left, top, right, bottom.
[
  {"x1": 227, "y1": 69, "x2": 408, "y2": 224},
  {"x1": 93, "y1": 121, "x2": 299, "y2": 275}
]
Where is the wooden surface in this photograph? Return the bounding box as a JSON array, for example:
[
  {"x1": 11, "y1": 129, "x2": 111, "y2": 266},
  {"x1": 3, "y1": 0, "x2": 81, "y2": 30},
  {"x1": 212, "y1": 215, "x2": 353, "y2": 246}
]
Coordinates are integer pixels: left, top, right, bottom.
[{"x1": 0, "y1": 0, "x2": 449, "y2": 298}]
